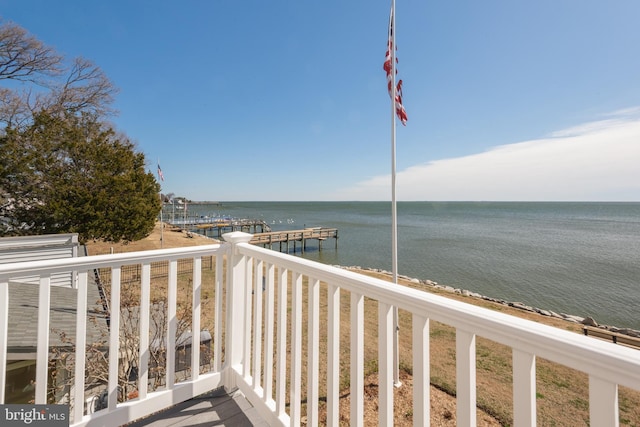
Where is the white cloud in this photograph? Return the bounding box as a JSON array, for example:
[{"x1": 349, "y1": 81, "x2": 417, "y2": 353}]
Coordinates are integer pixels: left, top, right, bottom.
[{"x1": 335, "y1": 111, "x2": 640, "y2": 201}]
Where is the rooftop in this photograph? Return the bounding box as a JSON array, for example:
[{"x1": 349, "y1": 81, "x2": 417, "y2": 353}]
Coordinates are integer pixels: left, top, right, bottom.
[{"x1": 6, "y1": 280, "x2": 107, "y2": 356}]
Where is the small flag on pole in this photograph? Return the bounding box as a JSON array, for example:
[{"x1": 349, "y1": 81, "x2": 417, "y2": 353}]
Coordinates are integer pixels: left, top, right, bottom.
[
  {"x1": 157, "y1": 163, "x2": 165, "y2": 181},
  {"x1": 384, "y1": 7, "x2": 408, "y2": 126}
]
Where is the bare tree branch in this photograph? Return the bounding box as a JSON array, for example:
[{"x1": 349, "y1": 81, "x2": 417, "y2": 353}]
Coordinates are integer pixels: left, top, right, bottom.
[
  {"x1": 0, "y1": 21, "x2": 62, "y2": 83},
  {"x1": 0, "y1": 21, "x2": 118, "y2": 129},
  {"x1": 50, "y1": 57, "x2": 118, "y2": 117}
]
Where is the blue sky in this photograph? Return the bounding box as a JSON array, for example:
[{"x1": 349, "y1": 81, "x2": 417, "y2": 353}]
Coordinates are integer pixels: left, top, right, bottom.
[{"x1": 2, "y1": 1, "x2": 639, "y2": 201}]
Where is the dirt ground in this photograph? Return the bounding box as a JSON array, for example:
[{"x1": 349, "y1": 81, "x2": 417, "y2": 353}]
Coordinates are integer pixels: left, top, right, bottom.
[
  {"x1": 85, "y1": 222, "x2": 216, "y2": 255},
  {"x1": 331, "y1": 370, "x2": 501, "y2": 426}
]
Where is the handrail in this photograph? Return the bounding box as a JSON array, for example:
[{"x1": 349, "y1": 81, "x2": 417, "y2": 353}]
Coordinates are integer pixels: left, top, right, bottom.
[
  {"x1": 235, "y1": 241, "x2": 639, "y2": 387},
  {"x1": 0, "y1": 244, "x2": 222, "y2": 278},
  {"x1": 0, "y1": 243, "x2": 229, "y2": 427},
  {"x1": 1, "y1": 233, "x2": 638, "y2": 427},
  {"x1": 228, "y1": 234, "x2": 640, "y2": 427}
]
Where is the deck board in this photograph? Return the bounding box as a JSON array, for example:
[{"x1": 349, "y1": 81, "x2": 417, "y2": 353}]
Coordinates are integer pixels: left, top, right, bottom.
[{"x1": 125, "y1": 389, "x2": 269, "y2": 427}]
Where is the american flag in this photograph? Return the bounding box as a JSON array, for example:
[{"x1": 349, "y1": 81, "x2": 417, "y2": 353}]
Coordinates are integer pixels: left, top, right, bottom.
[
  {"x1": 384, "y1": 7, "x2": 408, "y2": 126},
  {"x1": 157, "y1": 163, "x2": 165, "y2": 181}
]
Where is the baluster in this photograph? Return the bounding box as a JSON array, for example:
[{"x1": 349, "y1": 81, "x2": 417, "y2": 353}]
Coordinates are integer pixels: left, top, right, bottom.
[
  {"x1": 290, "y1": 272, "x2": 303, "y2": 425},
  {"x1": 327, "y1": 283, "x2": 340, "y2": 426},
  {"x1": 139, "y1": 263, "x2": 151, "y2": 399},
  {"x1": 456, "y1": 329, "x2": 477, "y2": 427},
  {"x1": 73, "y1": 271, "x2": 88, "y2": 422},
  {"x1": 413, "y1": 314, "x2": 429, "y2": 427},
  {"x1": 108, "y1": 267, "x2": 121, "y2": 410},
  {"x1": 252, "y1": 259, "x2": 263, "y2": 390},
  {"x1": 192, "y1": 257, "x2": 202, "y2": 381},
  {"x1": 35, "y1": 275, "x2": 51, "y2": 404},
  {"x1": 167, "y1": 260, "x2": 177, "y2": 388},
  {"x1": 589, "y1": 376, "x2": 619, "y2": 427},
  {"x1": 214, "y1": 252, "x2": 224, "y2": 372},
  {"x1": 512, "y1": 349, "x2": 536, "y2": 427},
  {"x1": 275, "y1": 267, "x2": 288, "y2": 417},
  {"x1": 379, "y1": 301, "x2": 394, "y2": 426},
  {"x1": 307, "y1": 277, "x2": 320, "y2": 425},
  {"x1": 263, "y1": 262, "x2": 275, "y2": 405},
  {"x1": 351, "y1": 292, "x2": 364, "y2": 427},
  {"x1": 243, "y1": 257, "x2": 254, "y2": 380}
]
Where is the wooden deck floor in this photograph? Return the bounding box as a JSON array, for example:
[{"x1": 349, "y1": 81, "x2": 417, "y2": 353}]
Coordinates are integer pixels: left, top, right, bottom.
[{"x1": 125, "y1": 389, "x2": 269, "y2": 427}]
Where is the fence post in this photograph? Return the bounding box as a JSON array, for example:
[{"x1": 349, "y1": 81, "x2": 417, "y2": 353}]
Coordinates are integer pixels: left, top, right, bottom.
[{"x1": 222, "y1": 232, "x2": 253, "y2": 391}]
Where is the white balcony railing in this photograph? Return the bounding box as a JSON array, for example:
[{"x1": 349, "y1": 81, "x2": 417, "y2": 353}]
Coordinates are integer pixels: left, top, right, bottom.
[{"x1": 1, "y1": 231, "x2": 639, "y2": 427}]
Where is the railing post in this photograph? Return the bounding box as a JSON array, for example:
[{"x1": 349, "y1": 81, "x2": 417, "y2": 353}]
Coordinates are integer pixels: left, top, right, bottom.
[{"x1": 222, "y1": 232, "x2": 253, "y2": 392}]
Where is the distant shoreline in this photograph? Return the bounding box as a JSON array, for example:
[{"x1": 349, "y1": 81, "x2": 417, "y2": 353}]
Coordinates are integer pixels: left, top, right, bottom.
[{"x1": 186, "y1": 201, "x2": 221, "y2": 205}]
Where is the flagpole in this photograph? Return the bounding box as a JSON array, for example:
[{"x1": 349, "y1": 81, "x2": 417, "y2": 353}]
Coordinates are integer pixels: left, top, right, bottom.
[
  {"x1": 390, "y1": 0, "x2": 401, "y2": 388},
  {"x1": 160, "y1": 203, "x2": 164, "y2": 249},
  {"x1": 158, "y1": 158, "x2": 164, "y2": 249}
]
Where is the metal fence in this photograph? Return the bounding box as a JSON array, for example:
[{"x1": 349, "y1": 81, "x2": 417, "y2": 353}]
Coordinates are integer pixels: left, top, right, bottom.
[{"x1": 97, "y1": 256, "x2": 214, "y2": 285}]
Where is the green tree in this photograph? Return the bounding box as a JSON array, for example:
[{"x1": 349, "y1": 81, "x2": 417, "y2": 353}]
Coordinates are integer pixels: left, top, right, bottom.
[{"x1": 0, "y1": 112, "x2": 160, "y2": 242}]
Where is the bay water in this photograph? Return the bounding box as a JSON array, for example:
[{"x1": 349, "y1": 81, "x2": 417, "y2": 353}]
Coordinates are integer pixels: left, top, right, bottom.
[{"x1": 179, "y1": 202, "x2": 640, "y2": 330}]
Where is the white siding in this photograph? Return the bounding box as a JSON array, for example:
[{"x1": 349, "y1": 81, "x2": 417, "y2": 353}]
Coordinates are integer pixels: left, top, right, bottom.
[{"x1": 0, "y1": 234, "x2": 79, "y2": 287}]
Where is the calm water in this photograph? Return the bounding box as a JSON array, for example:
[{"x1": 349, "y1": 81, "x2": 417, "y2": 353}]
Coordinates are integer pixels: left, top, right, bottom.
[{"x1": 177, "y1": 202, "x2": 640, "y2": 330}]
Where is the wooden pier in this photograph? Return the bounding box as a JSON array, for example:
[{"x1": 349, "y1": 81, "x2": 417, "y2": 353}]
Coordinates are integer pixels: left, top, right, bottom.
[
  {"x1": 172, "y1": 218, "x2": 272, "y2": 238},
  {"x1": 250, "y1": 228, "x2": 338, "y2": 253},
  {"x1": 167, "y1": 214, "x2": 338, "y2": 253}
]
